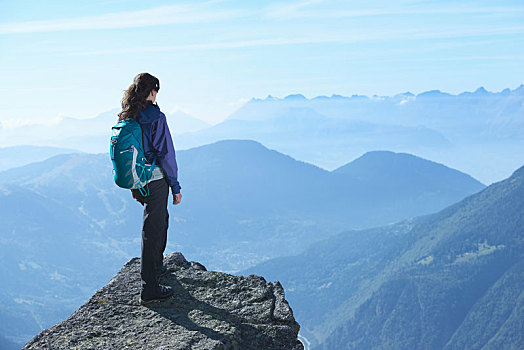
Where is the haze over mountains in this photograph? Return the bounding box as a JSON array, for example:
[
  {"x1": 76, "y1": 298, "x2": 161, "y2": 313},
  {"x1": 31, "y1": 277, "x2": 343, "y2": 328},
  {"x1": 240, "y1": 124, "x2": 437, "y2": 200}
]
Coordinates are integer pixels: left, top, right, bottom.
[
  {"x1": 0, "y1": 108, "x2": 210, "y2": 161},
  {"x1": 0, "y1": 145, "x2": 80, "y2": 171},
  {"x1": 0, "y1": 140, "x2": 484, "y2": 347},
  {"x1": 0, "y1": 140, "x2": 484, "y2": 270},
  {"x1": 1, "y1": 85, "x2": 522, "y2": 183},
  {"x1": 1, "y1": 85, "x2": 522, "y2": 348},
  {"x1": 243, "y1": 164, "x2": 524, "y2": 349},
  {"x1": 176, "y1": 85, "x2": 524, "y2": 184}
]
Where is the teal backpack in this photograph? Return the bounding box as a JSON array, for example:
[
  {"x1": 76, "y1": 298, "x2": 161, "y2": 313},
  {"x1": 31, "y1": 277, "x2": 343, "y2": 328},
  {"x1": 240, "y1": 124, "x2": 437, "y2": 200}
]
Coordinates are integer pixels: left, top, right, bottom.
[{"x1": 110, "y1": 118, "x2": 158, "y2": 196}]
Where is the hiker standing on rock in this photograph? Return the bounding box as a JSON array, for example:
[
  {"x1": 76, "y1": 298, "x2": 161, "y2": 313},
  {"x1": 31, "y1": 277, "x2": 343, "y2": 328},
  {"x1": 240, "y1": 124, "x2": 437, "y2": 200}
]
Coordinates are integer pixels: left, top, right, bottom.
[{"x1": 117, "y1": 72, "x2": 182, "y2": 304}]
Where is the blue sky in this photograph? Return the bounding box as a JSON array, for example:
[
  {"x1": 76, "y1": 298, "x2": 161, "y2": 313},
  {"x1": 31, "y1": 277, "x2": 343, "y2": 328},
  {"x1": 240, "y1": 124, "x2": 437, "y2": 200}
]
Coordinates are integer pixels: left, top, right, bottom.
[{"x1": 1, "y1": 0, "x2": 523, "y2": 126}]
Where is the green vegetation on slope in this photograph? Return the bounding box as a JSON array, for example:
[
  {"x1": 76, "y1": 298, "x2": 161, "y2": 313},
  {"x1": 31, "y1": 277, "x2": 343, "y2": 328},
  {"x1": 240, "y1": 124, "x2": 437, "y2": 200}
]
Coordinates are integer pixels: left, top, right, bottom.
[{"x1": 244, "y1": 166, "x2": 524, "y2": 349}]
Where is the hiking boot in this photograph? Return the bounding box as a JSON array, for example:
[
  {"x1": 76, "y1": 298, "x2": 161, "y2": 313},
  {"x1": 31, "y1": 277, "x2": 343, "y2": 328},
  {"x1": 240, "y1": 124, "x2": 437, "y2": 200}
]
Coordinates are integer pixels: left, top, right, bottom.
[{"x1": 140, "y1": 285, "x2": 173, "y2": 305}]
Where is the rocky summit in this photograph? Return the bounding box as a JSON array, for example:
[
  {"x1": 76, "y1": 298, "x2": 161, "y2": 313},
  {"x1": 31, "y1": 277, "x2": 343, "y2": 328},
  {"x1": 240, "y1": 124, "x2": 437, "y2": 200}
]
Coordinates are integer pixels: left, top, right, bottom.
[{"x1": 24, "y1": 252, "x2": 303, "y2": 350}]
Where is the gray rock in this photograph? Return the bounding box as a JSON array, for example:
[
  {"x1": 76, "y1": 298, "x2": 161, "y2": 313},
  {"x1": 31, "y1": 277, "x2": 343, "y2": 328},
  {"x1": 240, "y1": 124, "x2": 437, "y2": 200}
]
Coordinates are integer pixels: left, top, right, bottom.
[{"x1": 24, "y1": 252, "x2": 303, "y2": 350}]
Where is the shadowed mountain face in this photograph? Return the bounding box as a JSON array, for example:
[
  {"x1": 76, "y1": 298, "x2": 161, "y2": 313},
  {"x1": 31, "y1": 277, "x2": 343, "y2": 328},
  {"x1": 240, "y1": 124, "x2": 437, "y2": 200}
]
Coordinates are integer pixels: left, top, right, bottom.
[
  {"x1": 0, "y1": 140, "x2": 484, "y2": 269},
  {"x1": 24, "y1": 252, "x2": 303, "y2": 350},
  {"x1": 333, "y1": 150, "x2": 482, "y2": 199},
  {"x1": 0, "y1": 334, "x2": 20, "y2": 350},
  {"x1": 242, "y1": 165, "x2": 524, "y2": 349},
  {"x1": 0, "y1": 139, "x2": 484, "y2": 346}
]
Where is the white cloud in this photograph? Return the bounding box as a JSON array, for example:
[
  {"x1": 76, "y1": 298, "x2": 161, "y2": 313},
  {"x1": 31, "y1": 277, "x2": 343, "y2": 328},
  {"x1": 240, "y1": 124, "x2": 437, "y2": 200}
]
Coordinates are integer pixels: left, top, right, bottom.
[
  {"x1": 53, "y1": 25, "x2": 524, "y2": 56},
  {"x1": 59, "y1": 36, "x2": 360, "y2": 56},
  {"x1": 265, "y1": 0, "x2": 326, "y2": 19},
  {"x1": 265, "y1": 2, "x2": 524, "y2": 20},
  {"x1": 1, "y1": 1, "x2": 523, "y2": 35},
  {"x1": 0, "y1": 2, "x2": 248, "y2": 34},
  {"x1": 405, "y1": 55, "x2": 524, "y2": 62}
]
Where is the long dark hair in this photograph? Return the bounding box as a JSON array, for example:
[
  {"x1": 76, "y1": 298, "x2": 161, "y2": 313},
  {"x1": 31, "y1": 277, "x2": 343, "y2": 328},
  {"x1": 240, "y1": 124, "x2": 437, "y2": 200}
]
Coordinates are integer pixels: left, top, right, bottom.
[{"x1": 118, "y1": 73, "x2": 160, "y2": 121}]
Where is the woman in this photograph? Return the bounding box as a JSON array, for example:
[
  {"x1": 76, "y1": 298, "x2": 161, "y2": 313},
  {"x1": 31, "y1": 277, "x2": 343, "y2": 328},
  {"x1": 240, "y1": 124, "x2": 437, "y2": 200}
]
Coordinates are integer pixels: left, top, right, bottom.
[{"x1": 118, "y1": 72, "x2": 182, "y2": 304}]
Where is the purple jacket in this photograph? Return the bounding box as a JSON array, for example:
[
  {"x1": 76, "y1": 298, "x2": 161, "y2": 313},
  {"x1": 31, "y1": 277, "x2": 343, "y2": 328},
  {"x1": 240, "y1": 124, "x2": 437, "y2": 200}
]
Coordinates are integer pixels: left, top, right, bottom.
[{"x1": 137, "y1": 100, "x2": 181, "y2": 194}]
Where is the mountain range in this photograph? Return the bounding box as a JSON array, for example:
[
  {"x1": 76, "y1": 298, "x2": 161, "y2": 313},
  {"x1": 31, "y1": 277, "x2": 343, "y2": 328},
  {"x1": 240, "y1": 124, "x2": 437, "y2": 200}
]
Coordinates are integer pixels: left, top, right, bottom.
[
  {"x1": 0, "y1": 140, "x2": 484, "y2": 271},
  {"x1": 242, "y1": 164, "x2": 524, "y2": 349},
  {"x1": 1, "y1": 86, "x2": 522, "y2": 183},
  {"x1": 0, "y1": 139, "x2": 484, "y2": 347},
  {"x1": 0, "y1": 107, "x2": 210, "y2": 155},
  {"x1": 1, "y1": 85, "x2": 521, "y2": 348},
  {"x1": 175, "y1": 85, "x2": 524, "y2": 184}
]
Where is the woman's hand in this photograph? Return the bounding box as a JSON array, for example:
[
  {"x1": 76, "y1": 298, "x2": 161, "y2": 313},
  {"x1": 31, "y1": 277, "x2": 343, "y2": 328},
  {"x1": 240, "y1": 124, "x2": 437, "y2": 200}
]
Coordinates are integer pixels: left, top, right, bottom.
[{"x1": 173, "y1": 192, "x2": 182, "y2": 205}]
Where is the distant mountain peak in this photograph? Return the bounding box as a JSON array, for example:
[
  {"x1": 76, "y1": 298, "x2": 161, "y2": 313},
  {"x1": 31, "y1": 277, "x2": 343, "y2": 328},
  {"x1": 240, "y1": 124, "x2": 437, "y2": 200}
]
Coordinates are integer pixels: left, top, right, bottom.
[
  {"x1": 474, "y1": 86, "x2": 488, "y2": 94},
  {"x1": 417, "y1": 90, "x2": 452, "y2": 98},
  {"x1": 342, "y1": 150, "x2": 423, "y2": 166},
  {"x1": 513, "y1": 84, "x2": 524, "y2": 94},
  {"x1": 501, "y1": 88, "x2": 511, "y2": 95},
  {"x1": 284, "y1": 94, "x2": 307, "y2": 100},
  {"x1": 339, "y1": 149, "x2": 433, "y2": 165},
  {"x1": 331, "y1": 94, "x2": 349, "y2": 99},
  {"x1": 241, "y1": 85, "x2": 523, "y2": 107},
  {"x1": 333, "y1": 150, "x2": 484, "y2": 187},
  {"x1": 187, "y1": 139, "x2": 270, "y2": 154},
  {"x1": 350, "y1": 94, "x2": 369, "y2": 100}
]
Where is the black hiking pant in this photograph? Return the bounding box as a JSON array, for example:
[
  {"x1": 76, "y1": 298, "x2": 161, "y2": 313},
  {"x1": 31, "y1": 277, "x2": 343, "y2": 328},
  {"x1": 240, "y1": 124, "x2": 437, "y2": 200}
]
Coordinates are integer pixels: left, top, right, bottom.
[{"x1": 131, "y1": 178, "x2": 169, "y2": 295}]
